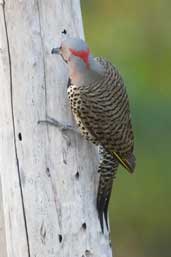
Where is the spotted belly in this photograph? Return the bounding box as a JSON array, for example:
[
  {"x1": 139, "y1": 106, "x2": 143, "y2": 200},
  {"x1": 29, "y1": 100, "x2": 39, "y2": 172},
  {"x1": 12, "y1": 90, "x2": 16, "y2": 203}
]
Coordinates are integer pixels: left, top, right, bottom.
[{"x1": 67, "y1": 84, "x2": 97, "y2": 144}]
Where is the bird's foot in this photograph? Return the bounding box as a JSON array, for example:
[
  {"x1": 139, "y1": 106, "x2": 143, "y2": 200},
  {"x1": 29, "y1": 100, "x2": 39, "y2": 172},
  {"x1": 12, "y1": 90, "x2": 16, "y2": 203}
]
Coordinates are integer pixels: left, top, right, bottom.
[
  {"x1": 38, "y1": 116, "x2": 76, "y2": 132},
  {"x1": 38, "y1": 116, "x2": 79, "y2": 134},
  {"x1": 38, "y1": 116, "x2": 77, "y2": 146}
]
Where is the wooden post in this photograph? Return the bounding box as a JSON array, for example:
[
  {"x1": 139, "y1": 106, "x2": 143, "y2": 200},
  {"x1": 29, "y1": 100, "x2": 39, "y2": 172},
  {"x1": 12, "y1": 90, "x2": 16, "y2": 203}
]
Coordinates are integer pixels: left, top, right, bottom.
[{"x1": 0, "y1": 0, "x2": 113, "y2": 256}]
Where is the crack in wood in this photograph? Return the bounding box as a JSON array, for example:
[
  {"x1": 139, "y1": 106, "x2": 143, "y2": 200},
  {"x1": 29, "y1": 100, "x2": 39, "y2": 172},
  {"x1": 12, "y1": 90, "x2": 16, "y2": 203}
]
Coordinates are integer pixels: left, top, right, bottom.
[
  {"x1": 49, "y1": 173, "x2": 62, "y2": 230},
  {"x1": 36, "y1": 0, "x2": 62, "y2": 233},
  {"x1": 37, "y1": 0, "x2": 48, "y2": 120},
  {"x1": 75, "y1": 171, "x2": 80, "y2": 179},
  {"x1": 18, "y1": 132, "x2": 22, "y2": 141},
  {"x1": 58, "y1": 234, "x2": 62, "y2": 243},
  {"x1": 40, "y1": 221, "x2": 47, "y2": 245},
  {"x1": 46, "y1": 167, "x2": 51, "y2": 177},
  {"x1": 82, "y1": 222, "x2": 87, "y2": 230},
  {"x1": 85, "y1": 249, "x2": 93, "y2": 257},
  {"x1": 2, "y1": 3, "x2": 31, "y2": 257},
  {"x1": 62, "y1": 29, "x2": 67, "y2": 34}
]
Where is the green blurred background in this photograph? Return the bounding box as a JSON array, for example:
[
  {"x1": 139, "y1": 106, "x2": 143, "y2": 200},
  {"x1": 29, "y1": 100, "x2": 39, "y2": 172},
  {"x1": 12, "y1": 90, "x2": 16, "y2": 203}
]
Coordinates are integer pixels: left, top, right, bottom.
[{"x1": 81, "y1": 1, "x2": 171, "y2": 257}]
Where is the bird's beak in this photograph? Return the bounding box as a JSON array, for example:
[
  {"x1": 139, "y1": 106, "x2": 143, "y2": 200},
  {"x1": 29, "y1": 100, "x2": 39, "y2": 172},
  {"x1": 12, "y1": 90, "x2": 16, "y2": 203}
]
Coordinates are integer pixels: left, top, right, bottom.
[{"x1": 51, "y1": 47, "x2": 60, "y2": 55}]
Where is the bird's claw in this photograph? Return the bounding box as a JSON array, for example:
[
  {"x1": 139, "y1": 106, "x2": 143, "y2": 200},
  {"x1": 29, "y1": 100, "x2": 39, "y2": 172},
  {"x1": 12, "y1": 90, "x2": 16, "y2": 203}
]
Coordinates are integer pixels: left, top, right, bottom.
[
  {"x1": 38, "y1": 116, "x2": 74, "y2": 131},
  {"x1": 38, "y1": 116, "x2": 73, "y2": 145}
]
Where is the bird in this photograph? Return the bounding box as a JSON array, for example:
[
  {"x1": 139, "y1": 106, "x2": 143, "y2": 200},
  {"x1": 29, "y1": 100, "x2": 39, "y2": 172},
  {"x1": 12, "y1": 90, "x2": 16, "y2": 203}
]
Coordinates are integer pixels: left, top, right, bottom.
[{"x1": 51, "y1": 37, "x2": 136, "y2": 232}]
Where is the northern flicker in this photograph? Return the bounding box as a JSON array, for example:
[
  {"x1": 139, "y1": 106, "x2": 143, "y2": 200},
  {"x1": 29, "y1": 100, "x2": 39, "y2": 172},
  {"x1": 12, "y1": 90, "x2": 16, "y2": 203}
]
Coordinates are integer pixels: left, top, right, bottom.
[{"x1": 51, "y1": 37, "x2": 136, "y2": 232}]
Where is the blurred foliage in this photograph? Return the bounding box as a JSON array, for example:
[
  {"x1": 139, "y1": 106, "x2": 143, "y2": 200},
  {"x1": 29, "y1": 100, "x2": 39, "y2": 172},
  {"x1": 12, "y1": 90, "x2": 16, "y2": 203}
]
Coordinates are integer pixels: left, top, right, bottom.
[{"x1": 81, "y1": 1, "x2": 171, "y2": 257}]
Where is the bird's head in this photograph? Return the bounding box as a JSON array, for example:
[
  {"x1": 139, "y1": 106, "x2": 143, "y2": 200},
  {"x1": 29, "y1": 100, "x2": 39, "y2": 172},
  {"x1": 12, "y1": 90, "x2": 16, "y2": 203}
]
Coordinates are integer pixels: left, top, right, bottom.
[
  {"x1": 52, "y1": 37, "x2": 104, "y2": 85},
  {"x1": 51, "y1": 37, "x2": 90, "y2": 67}
]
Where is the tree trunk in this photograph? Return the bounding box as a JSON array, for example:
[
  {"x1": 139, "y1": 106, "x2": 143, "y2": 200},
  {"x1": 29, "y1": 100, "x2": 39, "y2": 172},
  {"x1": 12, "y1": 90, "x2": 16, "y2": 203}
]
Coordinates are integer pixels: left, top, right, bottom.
[{"x1": 0, "y1": 0, "x2": 113, "y2": 256}]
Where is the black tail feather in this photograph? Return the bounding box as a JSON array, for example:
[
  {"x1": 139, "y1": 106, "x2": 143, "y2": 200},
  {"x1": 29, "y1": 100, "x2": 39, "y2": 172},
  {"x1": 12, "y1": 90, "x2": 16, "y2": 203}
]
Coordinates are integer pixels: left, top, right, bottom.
[
  {"x1": 97, "y1": 204, "x2": 104, "y2": 233},
  {"x1": 104, "y1": 193, "x2": 111, "y2": 230},
  {"x1": 96, "y1": 147, "x2": 119, "y2": 232},
  {"x1": 97, "y1": 182, "x2": 112, "y2": 232},
  {"x1": 97, "y1": 187, "x2": 106, "y2": 233}
]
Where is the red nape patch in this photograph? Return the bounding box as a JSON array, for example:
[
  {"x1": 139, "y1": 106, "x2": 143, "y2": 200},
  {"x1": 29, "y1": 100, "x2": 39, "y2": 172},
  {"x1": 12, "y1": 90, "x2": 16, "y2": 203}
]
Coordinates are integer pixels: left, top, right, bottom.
[{"x1": 69, "y1": 48, "x2": 90, "y2": 68}]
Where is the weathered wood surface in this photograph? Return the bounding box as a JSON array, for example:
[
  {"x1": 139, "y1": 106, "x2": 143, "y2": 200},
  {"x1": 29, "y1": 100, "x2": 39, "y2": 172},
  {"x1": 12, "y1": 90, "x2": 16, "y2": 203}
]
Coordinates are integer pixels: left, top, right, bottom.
[
  {"x1": 0, "y1": 0, "x2": 113, "y2": 256},
  {"x1": 0, "y1": 178, "x2": 7, "y2": 257}
]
